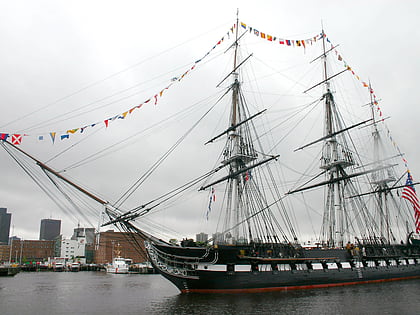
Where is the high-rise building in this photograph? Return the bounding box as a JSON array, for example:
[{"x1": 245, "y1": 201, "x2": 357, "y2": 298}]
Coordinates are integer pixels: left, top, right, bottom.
[
  {"x1": 196, "y1": 232, "x2": 208, "y2": 243},
  {"x1": 39, "y1": 219, "x2": 61, "y2": 241},
  {"x1": 0, "y1": 208, "x2": 12, "y2": 245}
]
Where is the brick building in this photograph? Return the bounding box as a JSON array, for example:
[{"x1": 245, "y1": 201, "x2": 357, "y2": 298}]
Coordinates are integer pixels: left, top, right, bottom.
[
  {"x1": 1, "y1": 240, "x2": 55, "y2": 263},
  {"x1": 0, "y1": 245, "x2": 11, "y2": 262},
  {"x1": 95, "y1": 230, "x2": 147, "y2": 264}
]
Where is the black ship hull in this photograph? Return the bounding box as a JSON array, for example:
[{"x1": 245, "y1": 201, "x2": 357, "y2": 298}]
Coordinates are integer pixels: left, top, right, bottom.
[
  {"x1": 0, "y1": 266, "x2": 20, "y2": 277},
  {"x1": 159, "y1": 263, "x2": 420, "y2": 293},
  {"x1": 146, "y1": 241, "x2": 420, "y2": 293}
]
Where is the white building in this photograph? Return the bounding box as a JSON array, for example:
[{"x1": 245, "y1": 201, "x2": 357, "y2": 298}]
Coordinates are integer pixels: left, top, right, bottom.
[{"x1": 60, "y1": 238, "x2": 86, "y2": 261}]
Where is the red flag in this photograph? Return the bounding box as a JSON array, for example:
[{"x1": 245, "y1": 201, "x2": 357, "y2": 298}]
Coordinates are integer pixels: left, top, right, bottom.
[{"x1": 11, "y1": 134, "x2": 22, "y2": 145}]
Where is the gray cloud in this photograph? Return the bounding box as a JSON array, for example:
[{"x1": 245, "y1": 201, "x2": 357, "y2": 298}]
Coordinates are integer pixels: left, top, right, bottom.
[{"x1": 1, "y1": 1, "x2": 419, "y2": 242}]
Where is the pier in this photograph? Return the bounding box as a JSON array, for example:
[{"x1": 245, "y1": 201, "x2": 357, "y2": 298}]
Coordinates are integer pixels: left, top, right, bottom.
[{"x1": 15, "y1": 262, "x2": 155, "y2": 273}]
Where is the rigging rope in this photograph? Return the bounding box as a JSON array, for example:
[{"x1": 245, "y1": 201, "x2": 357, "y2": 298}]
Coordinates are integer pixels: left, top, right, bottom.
[
  {"x1": 61, "y1": 91, "x2": 223, "y2": 172},
  {"x1": 3, "y1": 21, "x2": 232, "y2": 132},
  {"x1": 0, "y1": 142, "x2": 80, "y2": 225},
  {"x1": 42, "y1": 169, "x2": 95, "y2": 227},
  {"x1": 113, "y1": 89, "x2": 229, "y2": 210}
]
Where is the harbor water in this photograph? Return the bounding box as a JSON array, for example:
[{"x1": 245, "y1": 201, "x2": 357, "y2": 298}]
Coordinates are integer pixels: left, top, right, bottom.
[{"x1": 1, "y1": 272, "x2": 419, "y2": 314}]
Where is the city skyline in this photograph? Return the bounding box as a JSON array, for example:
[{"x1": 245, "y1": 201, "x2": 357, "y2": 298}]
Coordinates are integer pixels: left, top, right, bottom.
[{"x1": 4, "y1": 210, "x2": 85, "y2": 241}]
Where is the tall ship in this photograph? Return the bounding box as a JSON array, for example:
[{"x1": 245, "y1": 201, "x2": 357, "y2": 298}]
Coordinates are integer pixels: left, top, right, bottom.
[{"x1": 1, "y1": 16, "x2": 419, "y2": 293}]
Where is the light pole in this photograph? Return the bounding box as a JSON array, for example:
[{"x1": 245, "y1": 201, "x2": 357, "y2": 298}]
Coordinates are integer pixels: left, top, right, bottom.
[
  {"x1": 19, "y1": 240, "x2": 23, "y2": 265},
  {"x1": 8, "y1": 238, "x2": 13, "y2": 264},
  {"x1": 8, "y1": 225, "x2": 14, "y2": 265}
]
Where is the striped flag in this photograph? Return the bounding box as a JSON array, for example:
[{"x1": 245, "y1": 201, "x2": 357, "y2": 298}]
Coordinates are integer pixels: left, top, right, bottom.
[{"x1": 402, "y1": 171, "x2": 420, "y2": 233}]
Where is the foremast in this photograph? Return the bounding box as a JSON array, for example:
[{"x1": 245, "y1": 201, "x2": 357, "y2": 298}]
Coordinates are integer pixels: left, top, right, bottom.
[
  {"x1": 202, "y1": 15, "x2": 290, "y2": 245},
  {"x1": 224, "y1": 14, "x2": 258, "y2": 242},
  {"x1": 319, "y1": 30, "x2": 355, "y2": 247}
]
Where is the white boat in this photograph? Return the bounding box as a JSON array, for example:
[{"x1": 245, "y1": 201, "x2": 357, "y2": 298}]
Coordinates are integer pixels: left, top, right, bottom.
[
  {"x1": 53, "y1": 262, "x2": 65, "y2": 272},
  {"x1": 106, "y1": 257, "x2": 129, "y2": 274},
  {"x1": 70, "y1": 262, "x2": 80, "y2": 272}
]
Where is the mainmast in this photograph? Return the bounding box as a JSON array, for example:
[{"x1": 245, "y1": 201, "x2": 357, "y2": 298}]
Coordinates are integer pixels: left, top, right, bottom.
[{"x1": 287, "y1": 30, "x2": 391, "y2": 246}]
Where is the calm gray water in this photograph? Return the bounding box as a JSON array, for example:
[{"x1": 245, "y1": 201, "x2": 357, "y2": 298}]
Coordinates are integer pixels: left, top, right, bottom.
[{"x1": 0, "y1": 272, "x2": 418, "y2": 315}]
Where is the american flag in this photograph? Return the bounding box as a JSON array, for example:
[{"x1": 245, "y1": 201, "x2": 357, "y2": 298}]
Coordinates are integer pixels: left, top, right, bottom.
[{"x1": 402, "y1": 171, "x2": 420, "y2": 233}]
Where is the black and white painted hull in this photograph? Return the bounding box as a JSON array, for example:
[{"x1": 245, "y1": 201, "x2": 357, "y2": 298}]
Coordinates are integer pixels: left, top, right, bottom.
[{"x1": 146, "y1": 241, "x2": 420, "y2": 293}]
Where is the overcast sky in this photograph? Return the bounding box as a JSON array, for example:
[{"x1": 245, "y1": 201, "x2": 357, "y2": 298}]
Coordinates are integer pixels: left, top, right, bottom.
[{"x1": 1, "y1": 0, "x2": 420, "y2": 241}]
